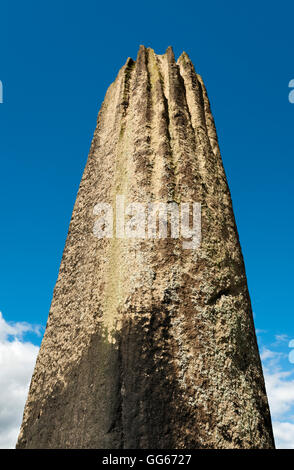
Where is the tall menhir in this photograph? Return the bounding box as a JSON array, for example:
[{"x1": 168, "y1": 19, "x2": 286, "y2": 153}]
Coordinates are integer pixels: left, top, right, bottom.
[{"x1": 17, "y1": 46, "x2": 274, "y2": 449}]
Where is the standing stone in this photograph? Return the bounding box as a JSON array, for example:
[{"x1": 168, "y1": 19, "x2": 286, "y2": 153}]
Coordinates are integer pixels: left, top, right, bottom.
[{"x1": 16, "y1": 46, "x2": 274, "y2": 449}]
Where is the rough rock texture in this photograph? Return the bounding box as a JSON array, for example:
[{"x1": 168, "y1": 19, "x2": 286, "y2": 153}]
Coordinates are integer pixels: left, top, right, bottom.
[{"x1": 17, "y1": 46, "x2": 274, "y2": 449}]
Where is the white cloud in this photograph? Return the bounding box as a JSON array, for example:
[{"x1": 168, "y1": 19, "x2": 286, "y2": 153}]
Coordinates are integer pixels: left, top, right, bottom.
[
  {"x1": 256, "y1": 328, "x2": 267, "y2": 335},
  {"x1": 274, "y1": 334, "x2": 289, "y2": 344},
  {"x1": 261, "y1": 347, "x2": 281, "y2": 362},
  {"x1": 0, "y1": 313, "x2": 41, "y2": 341},
  {"x1": 261, "y1": 343, "x2": 294, "y2": 449},
  {"x1": 271, "y1": 422, "x2": 294, "y2": 449},
  {"x1": 0, "y1": 312, "x2": 40, "y2": 449},
  {"x1": 264, "y1": 368, "x2": 294, "y2": 418}
]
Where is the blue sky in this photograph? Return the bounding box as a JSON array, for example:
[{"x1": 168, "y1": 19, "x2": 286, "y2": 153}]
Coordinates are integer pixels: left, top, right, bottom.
[{"x1": 0, "y1": 0, "x2": 293, "y2": 448}]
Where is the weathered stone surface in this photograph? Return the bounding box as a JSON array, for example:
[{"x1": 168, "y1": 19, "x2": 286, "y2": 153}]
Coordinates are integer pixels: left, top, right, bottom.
[{"x1": 16, "y1": 46, "x2": 274, "y2": 449}]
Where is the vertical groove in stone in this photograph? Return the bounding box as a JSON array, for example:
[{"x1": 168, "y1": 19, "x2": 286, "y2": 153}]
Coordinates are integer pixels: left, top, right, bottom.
[
  {"x1": 164, "y1": 47, "x2": 200, "y2": 202},
  {"x1": 146, "y1": 48, "x2": 175, "y2": 201},
  {"x1": 17, "y1": 46, "x2": 275, "y2": 450}
]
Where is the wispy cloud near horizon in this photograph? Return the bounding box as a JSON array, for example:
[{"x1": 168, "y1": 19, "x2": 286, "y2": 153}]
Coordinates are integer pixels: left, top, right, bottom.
[
  {"x1": 0, "y1": 312, "x2": 40, "y2": 448},
  {"x1": 259, "y1": 334, "x2": 294, "y2": 448}
]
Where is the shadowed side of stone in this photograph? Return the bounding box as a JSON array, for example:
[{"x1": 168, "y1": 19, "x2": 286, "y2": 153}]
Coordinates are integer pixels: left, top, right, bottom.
[{"x1": 16, "y1": 46, "x2": 275, "y2": 449}]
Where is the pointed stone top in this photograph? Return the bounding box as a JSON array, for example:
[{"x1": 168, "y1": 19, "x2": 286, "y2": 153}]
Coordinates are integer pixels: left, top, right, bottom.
[
  {"x1": 165, "y1": 45, "x2": 174, "y2": 54},
  {"x1": 165, "y1": 45, "x2": 175, "y2": 63},
  {"x1": 133, "y1": 45, "x2": 180, "y2": 62},
  {"x1": 177, "y1": 51, "x2": 191, "y2": 63}
]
